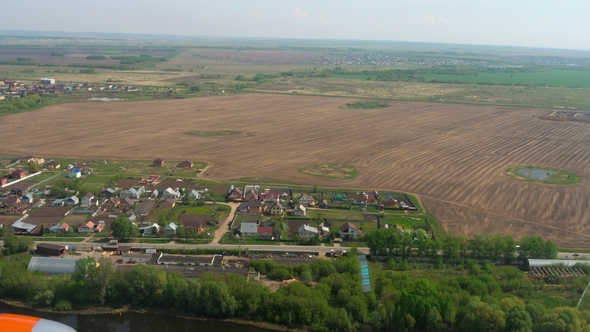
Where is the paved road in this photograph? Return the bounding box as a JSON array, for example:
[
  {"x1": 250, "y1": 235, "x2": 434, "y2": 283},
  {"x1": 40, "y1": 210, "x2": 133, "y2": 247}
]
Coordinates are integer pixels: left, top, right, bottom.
[{"x1": 0, "y1": 240, "x2": 368, "y2": 255}]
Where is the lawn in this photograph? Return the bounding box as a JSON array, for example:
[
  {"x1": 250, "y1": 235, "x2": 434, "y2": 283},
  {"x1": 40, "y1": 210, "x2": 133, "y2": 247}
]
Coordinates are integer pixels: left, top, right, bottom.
[
  {"x1": 31, "y1": 237, "x2": 86, "y2": 242},
  {"x1": 380, "y1": 215, "x2": 428, "y2": 229},
  {"x1": 308, "y1": 209, "x2": 364, "y2": 220},
  {"x1": 329, "y1": 221, "x2": 379, "y2": 234},
  {"x1": 54, "y1": 159, "x2": 208, "y2": 179}
]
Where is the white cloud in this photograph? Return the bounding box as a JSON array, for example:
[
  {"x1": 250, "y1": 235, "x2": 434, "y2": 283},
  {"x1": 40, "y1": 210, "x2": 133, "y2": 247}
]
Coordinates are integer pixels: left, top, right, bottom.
[
  {"x1": 293, "y1": 7, "x2": 309, "y2": 21},
  {"x1": 421, "y1": 15, "x2": 449, "y2": 25}
]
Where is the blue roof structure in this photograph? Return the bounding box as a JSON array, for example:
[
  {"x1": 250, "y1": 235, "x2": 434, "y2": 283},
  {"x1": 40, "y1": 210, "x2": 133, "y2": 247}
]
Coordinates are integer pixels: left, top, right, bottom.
[{"x1": 358, "y1": 255, "x2": 371, "y2": 293}]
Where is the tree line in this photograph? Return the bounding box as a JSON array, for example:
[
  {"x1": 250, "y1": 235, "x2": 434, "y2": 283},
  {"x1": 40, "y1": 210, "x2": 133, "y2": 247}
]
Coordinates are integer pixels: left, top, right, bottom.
[
  {"x1": 367, "y1": 229, "x2": 558, "y2": 263},
  {"x1": 1, "y1": 251, "x2": 590, "y2": 331}
]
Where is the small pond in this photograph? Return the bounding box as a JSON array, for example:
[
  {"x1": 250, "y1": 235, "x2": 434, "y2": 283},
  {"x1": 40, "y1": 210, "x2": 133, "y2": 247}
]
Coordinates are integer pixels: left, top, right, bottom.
[{"x1": 515, "y1": 168, "x2": 557, "y2": 181}]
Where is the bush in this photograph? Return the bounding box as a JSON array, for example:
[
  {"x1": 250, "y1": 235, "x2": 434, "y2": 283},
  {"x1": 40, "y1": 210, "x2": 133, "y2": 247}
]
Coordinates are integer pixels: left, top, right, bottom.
[
  {"x1": 267, "y1": 267, "x2": 292, "y2": 281},
  {"x1": 54, "y1": 300, "x2": 72, "y2": 311}
]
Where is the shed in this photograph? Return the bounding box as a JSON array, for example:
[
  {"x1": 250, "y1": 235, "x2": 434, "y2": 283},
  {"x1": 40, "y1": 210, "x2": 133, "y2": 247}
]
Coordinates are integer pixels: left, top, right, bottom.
[
  {"x1": 28, "y1": 257, "x2": 79, "y2": 275},
  {"x1": 35, "y1": 243, "x2": 65, "y2": 256}
]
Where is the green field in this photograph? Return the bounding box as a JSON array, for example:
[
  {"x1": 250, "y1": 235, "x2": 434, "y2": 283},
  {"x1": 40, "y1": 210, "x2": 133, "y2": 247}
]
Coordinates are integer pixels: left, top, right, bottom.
[
  {"x1": 424, "y1": 70, "x2": 590, "y2": 87},
  {"x1": 333, "y1": 74, "x2": 378, "y2": 80},
  {"x1": 506, "y1": 166, "x2": 581, "y2": 185}
]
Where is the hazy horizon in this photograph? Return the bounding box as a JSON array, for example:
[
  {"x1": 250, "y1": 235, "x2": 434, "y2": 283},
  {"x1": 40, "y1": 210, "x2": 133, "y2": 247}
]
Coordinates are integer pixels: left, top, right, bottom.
[{"x1": 0, "y1": 0, "x2": 588, "y2": 51}]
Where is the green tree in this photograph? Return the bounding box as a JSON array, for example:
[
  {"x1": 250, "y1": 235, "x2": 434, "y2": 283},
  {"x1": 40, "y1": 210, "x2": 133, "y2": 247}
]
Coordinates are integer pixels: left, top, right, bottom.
[
  {"x1": 110, "y1": 217, "x2": 137, "y2": 241},
  {"x1": 505, "y1": 305, "x2": 532, "y2": 332}
]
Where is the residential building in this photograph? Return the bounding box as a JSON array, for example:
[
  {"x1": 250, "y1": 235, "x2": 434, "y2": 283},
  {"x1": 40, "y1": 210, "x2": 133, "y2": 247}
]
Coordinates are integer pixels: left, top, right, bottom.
[
  {"x1": 240, "y1": 222, "x2": 258, "y2": 236},
  {"x1": 189, "y1": 189, "x2": 201, "y2": 200},
  {"x1": 162, "y1": 187, "x2": 181, "y2": 200},
  {"x1": 119, "y1": 197, "x2": 134, "y2": 210},
  {"x1": 21, "y1": 193, "x2": 34, "y2": 204},
  {"x1": 299, "y1": 194, "x2": 314, "y2": 205},
  {"x1": 340, "y1": 222, "x2": 363, "y2": 239},
  {"x1": 100, "y1": 188, "x2": 116, "y2": 198},
  {"x1": 267, "y1": 201, "x2": 284, "y2": 215},
  {"x1": 69, "y1": 168, "x2": 81, "y2": 178},
  {"x1": 257, "y1": 226, "x2": 274, "y2": 237},
  {"x1": 227, "y1": 187, "x2": 243, "y2": 202},
  {"x1": 165, "y1": 222, "x2": 178, "y2": 236},
  {"x1": 119, "y1": 186, "x2": 145, "y2": 199},
  {"x1": 10, "y1": 183, "x2": 28, "y2": 196},
  {"x1": 291, "y1": 204, "x2": 307, "y2": 216},
  {"x1": 177, "y1": 160, "x2": 193, "y2": 169},
  {"x1": 0, "y1": 177, "x2": 7, "y2": 187},
  {"x1": 11, "y1": 170, "x2": 26, "y2": 179},
  {"x1": 65, "y1": 195, "x2": 79, "y2": 206},
  {"x1": 298, "y1": 224, "x2": 319, "y2": 238},
  {"x1": 10, "y1": 220, "x2": 37, "y2": 234},
  {"x1": 153, "y1": 158, "x2": 165, "y2": 167},
  {"x1": 48, "y1": 222, "x2": 69, "y2": 233},
  {"x1": 81, "y1": 192, "x2": 95, "y2": 207},
  {"x1": 103, "y1": 197, "x2": 120, "y2": 210},
  {"x1": 45, "y1": 160, "x2": 61, "y2": 170},
  {"x1": 6, "y1": 202, "x2": 27, "y2": 215},
  {"x1": 160, "y1": 198, "x2": 176, "y2": 209},
  {"x1": 78, "y1": 221, "x2": 95, "y2": 233}
]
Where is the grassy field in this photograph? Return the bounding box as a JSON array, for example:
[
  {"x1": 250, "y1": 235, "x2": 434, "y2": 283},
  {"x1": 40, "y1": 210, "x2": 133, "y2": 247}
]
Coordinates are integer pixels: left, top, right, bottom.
[
  {"x1": 505, "y1": 166, "x2": 581, "y2": 185},
  {"x1": 298, "y1": 164, "x2": 358, "y2": 179},
  {"x1": 424, "y1": 70, "x2": 590, "y2": 88}
]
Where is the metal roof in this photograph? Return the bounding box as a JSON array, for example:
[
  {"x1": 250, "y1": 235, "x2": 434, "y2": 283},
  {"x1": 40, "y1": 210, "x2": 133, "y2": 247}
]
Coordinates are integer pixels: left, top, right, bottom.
[
  {"x1": 527, "y1": 259, "x2": 590, "y2": 267},
  {"x1": 241, "y1": 222, "x2": 257, "y2": 233},
  {"x1": 28, "y1": 257, "x2": 79, "y2": 275}
]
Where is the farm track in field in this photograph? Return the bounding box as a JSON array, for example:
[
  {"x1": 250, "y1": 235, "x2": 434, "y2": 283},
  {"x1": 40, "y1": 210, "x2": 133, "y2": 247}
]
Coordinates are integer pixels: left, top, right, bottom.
[{"x1": 0, "y1": 94, "x2": 589, "y2": 247}]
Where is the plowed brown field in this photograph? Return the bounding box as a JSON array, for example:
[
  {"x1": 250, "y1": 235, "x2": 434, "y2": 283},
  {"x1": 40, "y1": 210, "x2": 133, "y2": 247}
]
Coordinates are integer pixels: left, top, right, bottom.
[{"x1": 1, "y1": 94, "x2": 589, "y2": 247}]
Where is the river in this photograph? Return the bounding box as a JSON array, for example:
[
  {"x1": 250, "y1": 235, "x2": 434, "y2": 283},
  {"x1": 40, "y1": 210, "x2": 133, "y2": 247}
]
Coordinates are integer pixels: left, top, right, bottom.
[{"x1": 0, "y1": 302, "x2": 272, "y2": 332}]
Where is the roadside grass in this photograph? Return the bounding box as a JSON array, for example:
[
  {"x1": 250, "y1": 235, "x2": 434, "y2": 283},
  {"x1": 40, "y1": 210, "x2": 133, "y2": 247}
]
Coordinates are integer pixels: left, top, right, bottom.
[
  {"x1": 329, "y1": 221, "x2": 378, "y2": 234},
  {"x1": 341, "y1": 101, "x2": 389, "y2": 109},
  {"x1": 31, "y1": 237, "x2": 85, "y2": 242},
  {"x1": 506, "y1": 166, "x2": 581, "y2": 185},
  {"x1": 218, "y1": 232, "x2": 280, "y2": 245},
  {"x1": 298, "y1": 164, "x2": 358, "y2": 179}
]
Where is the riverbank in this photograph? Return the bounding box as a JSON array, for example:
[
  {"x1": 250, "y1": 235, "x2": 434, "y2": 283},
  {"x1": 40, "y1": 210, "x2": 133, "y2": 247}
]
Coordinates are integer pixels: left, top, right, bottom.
[{"x1": 0, "y1": 299, "x2": 293, "y2": 332}]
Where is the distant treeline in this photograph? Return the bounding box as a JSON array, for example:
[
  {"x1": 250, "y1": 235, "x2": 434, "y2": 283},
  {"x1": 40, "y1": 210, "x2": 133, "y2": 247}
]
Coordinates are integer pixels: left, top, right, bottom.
[{"x1": 0, "y1": 94, "x2": 48, "y2": 116}]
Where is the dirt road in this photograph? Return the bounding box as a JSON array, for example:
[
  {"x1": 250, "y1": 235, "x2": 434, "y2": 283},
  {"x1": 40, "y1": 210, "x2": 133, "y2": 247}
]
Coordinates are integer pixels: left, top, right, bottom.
[{"x1": 211, "y1": 202, "x2": 239, "y2": 244}]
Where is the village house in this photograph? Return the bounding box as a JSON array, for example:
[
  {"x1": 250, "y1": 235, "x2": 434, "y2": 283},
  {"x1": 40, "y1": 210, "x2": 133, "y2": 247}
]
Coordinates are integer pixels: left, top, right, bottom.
[
  {"x1": 332, "y1": 193, "x2": 347, "y2": 204},
  {"x1": 81, "y1": 192, "x2": 95, "y2": 207},
  {"x1": 153, "y1": 158, "x2": 165, "y2": 168},
  {"x1": 177, "y1": 160, "x2": 193, "y2": 169},
  {"x1": 65, "y1": 195, "x2": 79, "y2": 206},
  {"x1": 100, "y1": 188, "x2": 117, "y2": 198},
  {"x1": 162, "y1": 188, "x2": 181, "y2": 200},
  {"x1": 11, "y1": 170, "x2": 26, "y2": 179},
  {"x1": 257, "y1": 226, "x2": 274, "y2": 237},
  {"x1": 160, "y1": 198, "x2": 176, "y2": 209},
  {"x1": 119, "y1": 186, "x2": 145, "y2": 199},
  {"x1": 298, "y1": 224, "x2": 319, "y2": 238},
  {"x1": 291, "y1": 204, "x2": 307, "y2": 217},
  {"x1": 267, "y1": 201, "x2": 285, "y2": 215},
  {"x1": 48, "y1": 222, "x2": 69, "y2": 233},
  {"x1": 103, "y1": 197, "x2": 120, "y2": 210},
  {"x1": 298, "y1": 194, "x2": 314, "y2": 206},
  {"x1": 240, "y1": 222, "x2": 258, "y2": 236},
  {"x1": 227, "y1": 187, "x2": 243, "y2": 202},
  {"x1": 189, "y1": 189, "x2": 202, "y2": 200},
  {"x1": 165, "y1": 222, "x2": 178, "y2": 236},
  {"x1": 6, "y1": 202, "x2": 27, "y2": 215},
  {"x1": 69, "y1": 168, "x2": 81, "y2": 178},
  {"x1": 340, "y1": 222, "x2": 363, "y2": 239},
  {"x1": 382, "y1": 195, "x2": 398, "y2": 207},
  {"x1": 21, "y1": 193, "x2": 34, "y2": 204},
  {"x1": 140, "y1": 223, "x2": 160, "y2": 236},
  {"x1": 78, "y1": 221, "x2": 95, "y2": 233},
  {"x1": 244, "y1": 189, "x2": 259, "y2": 202},
  {"x1": 45, "y1": 160, "x2": 61, "y2": 170},
  {"x1": 318, "y1": 199, "x2": 329, "y2": 209},
  {"x1": 119, "y1": 197, "x2": 134, "y2": 210},
  {"x1": 260, "y1": 191, "x2": 283, "y2": 203},
  {"x1": 10, "y1": 183, "x2": 29, "y2": 196},
  {"x1": 93, "y1": 221, "x2": 105, "y2": 233},
  {"x1": 150, "y1": 189, "x2": 160, "y2": 199},
  {"x1": 0, "y1": 177, "x2": 7, "y2": 187}
]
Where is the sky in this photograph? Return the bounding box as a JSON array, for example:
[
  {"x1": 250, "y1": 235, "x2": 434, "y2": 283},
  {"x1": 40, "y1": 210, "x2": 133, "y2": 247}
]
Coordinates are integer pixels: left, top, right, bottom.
[{"x1": 0, "y1": 0, "x2": 588, "y2": 50}]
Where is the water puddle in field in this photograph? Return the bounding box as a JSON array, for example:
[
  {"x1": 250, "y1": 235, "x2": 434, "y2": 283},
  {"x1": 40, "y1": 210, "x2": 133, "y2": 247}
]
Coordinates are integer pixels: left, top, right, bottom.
[
  {"x1": 88, "y1": 97, "x2": 123, "y2": 102},
  {"x1": 515, "y1": 168, "x2": 557, "y2": 181}
]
